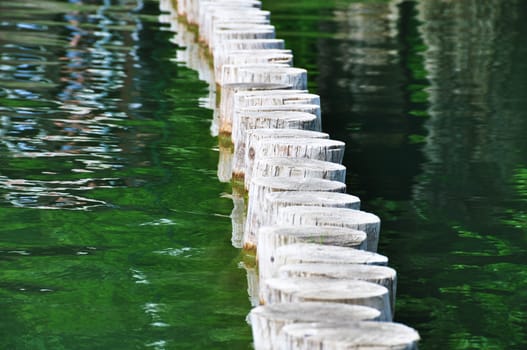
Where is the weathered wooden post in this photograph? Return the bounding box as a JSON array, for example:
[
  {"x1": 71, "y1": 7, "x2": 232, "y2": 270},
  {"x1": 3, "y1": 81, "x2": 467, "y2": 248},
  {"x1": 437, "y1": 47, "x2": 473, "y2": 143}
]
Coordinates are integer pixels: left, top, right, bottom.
[
  {"x1": 261, "y1": 277, "x2": 392, "y2": 321},
  {"x1": 215, "y1": 50, "x2": 293, "y2": 80},
  {"x1": 249, "y1": 157, "x2": 346, "y2": 190},
  {"x1": 250, "y1": 302, "x2": 381, "y2": 350},
  {"x1": 172, "y1": 0, "x2": 421, "y2": 347},
  {"x1": 245, "y1": 138, "x2": 345, "y2": 179},
  {"x1": 281, "y1": 321, "x2": 420, "y2": 350},
  {"x1": 210, "y1": 24, "x2": 276, "y2": 51},
  {"x1": 234, "y1": 91, "x2": 319, "y2": 110},
  {"x1": 277, "y1": 206, "x2": 381, "y2": 252},
  {"x1": 257, "y1": 228, "x2": 369, "y2": 281},
  {"x1": 244, "y1": 177, "x2": 346, "y2": 250},
  {"x1": 197, "y1": 1, "x2": 263, "y2": 35},
  {"x1": 220, "y1": 63, "x2": 291, "y2": 86},
  {"x1": 262, "y1": 191, "x2": 360, "y2": 233},
  {"x1": 220, "y1": 65, "x2": 307, "y2": 89},
  {"x1": 218, "y1": 83, "x2": 292, "y2": 135},
  {"x1": 233, "y1": 105, "x2": 321, "y2": 140},
  {"x1": 232, "y1": 118, "x2": 326, "y2": 179},
  {"x1": 279, "y1": 263, "x2": 397, "y2": 317},
  {"x1": 203, "y1": 11, "x2": 271, "y2": 43},
  {"x1": 213, "y1": 39, "x2": 286, "y2": 62}
]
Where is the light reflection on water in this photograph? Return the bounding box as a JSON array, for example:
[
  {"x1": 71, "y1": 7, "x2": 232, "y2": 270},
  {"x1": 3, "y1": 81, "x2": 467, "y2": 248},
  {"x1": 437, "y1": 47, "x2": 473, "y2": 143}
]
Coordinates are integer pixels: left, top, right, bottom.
[
  {"x1": 0, "y1": 0, "x2": 251, "y2": 349},
  {"x1": 263, "y1": 0, "x2": 527, "y2": 348}
]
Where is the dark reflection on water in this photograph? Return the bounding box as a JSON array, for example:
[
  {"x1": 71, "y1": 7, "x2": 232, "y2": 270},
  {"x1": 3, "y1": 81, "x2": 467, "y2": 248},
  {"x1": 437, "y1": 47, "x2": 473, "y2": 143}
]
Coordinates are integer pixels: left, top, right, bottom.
[
  {"x1": 1, "y1": 0, "x2": 251, "y2": 349},
  {"x1": 264, "y1": 0, "x2": 527, "y2": 349}
]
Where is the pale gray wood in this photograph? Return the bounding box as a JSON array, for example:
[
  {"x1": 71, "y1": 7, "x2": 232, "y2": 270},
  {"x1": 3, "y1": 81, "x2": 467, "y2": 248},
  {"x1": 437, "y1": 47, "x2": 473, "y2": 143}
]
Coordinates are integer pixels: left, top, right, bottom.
[
  {"x1": 234, "y1": 92, "x2": 319, "y2": 111},
  {"x1": 273, "y1": 243, "x2": 388, "y2": 266},
  {"x1": 197, "y1": 1, "x2": 263, "y2": 31},
  {"x1": 249, "y1": 138, "x2": 346, "y2": 179},
  {"x1": 281, "y1": 321, "x2": 420, "y2": 350},
  {"x1": 233, "y1": 105, "x2": 321, "y2": 140},
  {"x1": 262, "y1": 191, "x2": 359, "y2": 233},
  {"x1": 211, "y1": 25, "x2": 276, "y2": 51},
  {"x1": 250, "y1": 302, "x2": 381, "y2": 350},
  {"x1": 244, "y1": 177, "x2": 346, "y2": 249},
  {"x1": 257, "y1": 226, "x2": 368, "y2": 282},
  {"x1": 200, "y1": 7, "x2": 267, "y2": 42},
  {"x1": 244, "y1": 130, "x2": 328, "y2": 185},
  {"x1": 218, "y1": 83, "x2": 293, "y2": 135},
  {"x1": 220, "y1": 65, "x2": 307, "y2": 89},
  {"x1": 279, "y1": 263, "x2": 397, "y2": 317},
  {"x1": 215, "y1": 50, "x2": 293, "y2": 80},
  {"x1": 220, "y1": 64, "x2": 290, "y2": 87},
  {"x1": 249, "y1": 158, "x2": 346, "y2": 191},
  {"x1": 262, "y1": 277, "x2": 392, "y2": 321},
  {"x1": 231, "y1": 115, "x2": 324, "y2": 177},
  {"x1": 204, "y1": 11, "x2": 271, "y2": 43},
  {"x1": 277, "y1": 207, "x2": 381, "y2": 252},
  {"x1": 213, "y1": 39, "x2": 286, "y2": 62}
]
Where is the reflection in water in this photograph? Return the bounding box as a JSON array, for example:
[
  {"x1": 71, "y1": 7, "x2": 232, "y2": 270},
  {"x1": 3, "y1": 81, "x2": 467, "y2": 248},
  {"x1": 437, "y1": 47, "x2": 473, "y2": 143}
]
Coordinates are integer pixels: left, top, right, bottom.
[
  {"x1": 0, "y1": 0, "x2": 142, "y2": 210},
  {"x1": 0, "y1": 0, "x2": 251, "y2": 349},
  {"x1": 264, "y1": 0, "x2": 527, "y2": 348},
  {"x1": 409, "y1": 1, "x2": 527, "y2": 348}
]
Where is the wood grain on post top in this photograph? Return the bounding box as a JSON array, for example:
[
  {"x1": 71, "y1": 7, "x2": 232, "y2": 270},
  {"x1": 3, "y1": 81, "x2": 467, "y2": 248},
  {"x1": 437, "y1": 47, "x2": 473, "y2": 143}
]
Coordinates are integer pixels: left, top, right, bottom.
[
  {"x1": 244, "y1": 177, "x2": 346, "y2": 249},
  {"x1": 262, "y1": 277, "x2": 392, "y2": 321},
  {"x1": 257, "y1": 228, "x2": 370, "y2": 282},
  {"x1": 277, "y1": 206, "x2": 381, "y2": 252},
  {"x1": 281, "y1": 321, "x2": 420, "y2": 350},
  {"x1": 250, "y1": 302, "x2": 381, "y2": 350}
]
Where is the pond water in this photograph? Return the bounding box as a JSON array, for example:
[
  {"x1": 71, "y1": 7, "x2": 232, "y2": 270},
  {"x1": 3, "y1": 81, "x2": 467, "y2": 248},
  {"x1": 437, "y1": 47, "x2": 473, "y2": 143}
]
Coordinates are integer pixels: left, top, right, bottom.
[
  {"x1": 0, "y1": 0, "x2": 251, "y2": 348},
  {"x1": 1, "y1": 0, "x2": 527, "y2": 349},
  {"x1": 262, "y1": 0, "x2": 527, "y2": 349}
]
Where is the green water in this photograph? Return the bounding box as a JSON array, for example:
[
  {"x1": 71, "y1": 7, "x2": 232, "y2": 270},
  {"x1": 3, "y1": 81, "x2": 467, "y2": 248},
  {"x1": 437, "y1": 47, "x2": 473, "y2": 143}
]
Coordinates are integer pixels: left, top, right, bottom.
[
  {"x1": 263, "y1": 0, "x2": 527, "y2": 349},
  {"x1": 2, "y1": 0, "x2": 527, "y2": 349},
  {"x1": 0, "y1": 0, "x2": 251, "y2": 348}
]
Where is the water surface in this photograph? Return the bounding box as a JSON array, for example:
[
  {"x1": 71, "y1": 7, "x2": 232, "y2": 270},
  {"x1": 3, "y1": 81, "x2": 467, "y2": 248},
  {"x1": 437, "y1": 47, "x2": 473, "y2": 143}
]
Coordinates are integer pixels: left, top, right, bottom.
[
  {"x1": 263, "y1": 0, "x2": 527, "y2": 348},
  {"x1": 0, "y1": 0, "x2": 251, "y2": 348}
]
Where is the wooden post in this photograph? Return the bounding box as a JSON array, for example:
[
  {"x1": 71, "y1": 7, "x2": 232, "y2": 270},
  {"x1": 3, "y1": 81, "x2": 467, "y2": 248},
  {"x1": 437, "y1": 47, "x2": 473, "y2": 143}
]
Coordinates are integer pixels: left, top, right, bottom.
[
  {"x1": 209, "y1": 17, "x2": 276, "y2": 46},
  {"x1": 202, "y1": 11, "x2": 271, "y2": 43},
  {"x1": 244, "y1": 177, "x2": 347, "y2": 250},
  {"x1": 277, "y1": 206, "x2": 381, "y2": 252},
  {"x1": 197, "y1": 2, "x2": 263, "y2": 34},
  {"x1": 249, "y1": 158, "x2": 347, "y2": 191},
  {"x1": 232, "y1": 117, "x2": 325, "y2": 179},
  {"x1": 234, "y1": 91, "x2": 319, "y2": 110},
  {"x1": 220, "y1": 63, "x2": 291, "y2": 86},
  {"x1": 220, "y1": 65, "x2": 307, "y2": 89},
  {"x1": 272, "y1": 242, "x2": 388, "y2": 270},
  {"x1": 247, "y1": 138, "x2": 346, "y2": 177},
  {"x1": 214, "y1": 49, "x2": 293, "y2": 80},
  {"x1": 262, "y1": 191, "x2": 360, "y2": 234},
  {"x1": 257, "y1": 227, "x2": 369, "y2": 281},
  {"x1": 210, "y1": 25, "x2": 276, "y2": 52},
  {"x1": 218, "y1": 83, "x2": 292, "y2": 135},
  {"x1": 213, "y1": 39, "x2": 286, "y2": 62},
  {"x1": 281, "y1": 321, "x2": 420, "y2": 350},
  {"x1": 249, "y1": 302, "x2": 381, "y2": 350},
  {"x1": 279, "y1": 263, "x2": 397, "y2": 317},
  {"x1": 261, "y1": 277, "x2": 392, "y2": 321},
  {"x1": 233, "y1": 105, "x2": 321, "y2": 139}
]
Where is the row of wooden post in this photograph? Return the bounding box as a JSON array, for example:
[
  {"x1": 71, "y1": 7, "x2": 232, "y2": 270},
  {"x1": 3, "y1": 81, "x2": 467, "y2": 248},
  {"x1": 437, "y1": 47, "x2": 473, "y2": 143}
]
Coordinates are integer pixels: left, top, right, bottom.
[{"x1": 164, "y1": 0, "x2": 420, "y2": 348}]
